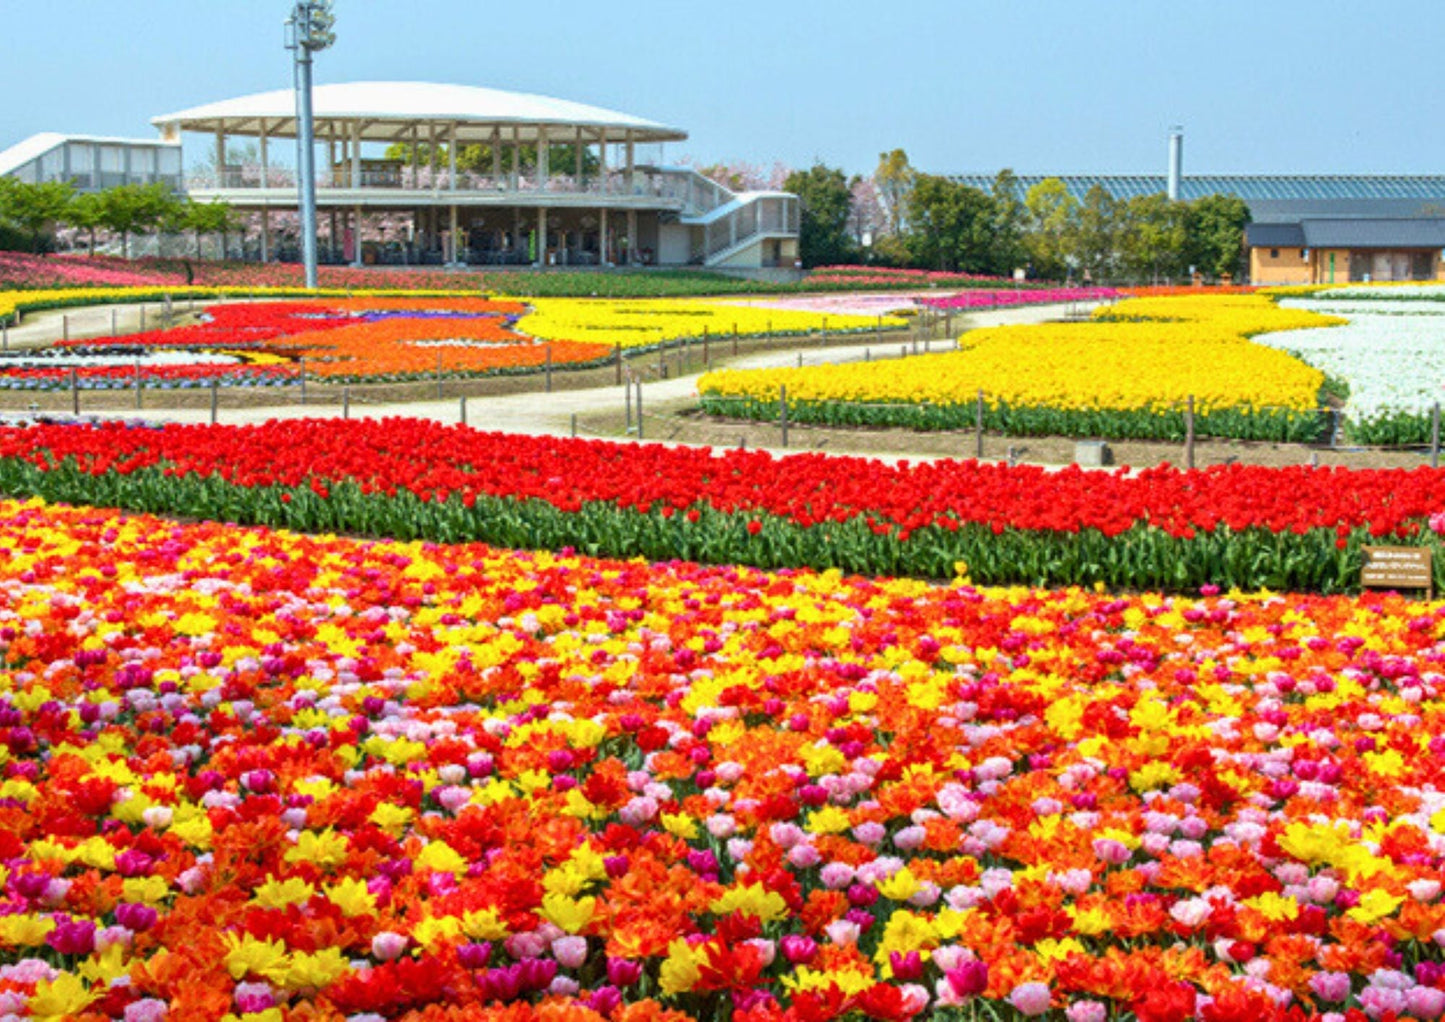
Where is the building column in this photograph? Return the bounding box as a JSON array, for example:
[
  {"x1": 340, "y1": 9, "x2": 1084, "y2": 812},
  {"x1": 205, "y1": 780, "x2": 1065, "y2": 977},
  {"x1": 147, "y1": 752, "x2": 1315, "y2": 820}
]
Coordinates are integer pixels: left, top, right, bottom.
[
  {"x1": 350, "y1": 120, "x2": 361, "y2": 189},
  {"x1": 576, "y1": 125, "x2": 585, "y2": 187},
  {"x1": 538, "y1": 127, "x2": 549, "y2": 189},
  {"x1": 428, "y1": 123, "x2": 439, "y2": 188},
  {"x1": 625, "y1": 131, "x2": 636, "y2": 193},
  {"x1": 329, "y1": 209, "x2": 339, "y2": 262},
  {"x1": 510, "y1": 126, "x2": 521, "y2": 190},
  {"x1": 597, "y1": 129, "x2": 609, "y2": 193},
  {"x1": 449, "y1": 122, "x2": 458, "y2": 193},
  {"x1": 537, "y1": 207, "x2": 548, "y2": 267},
  {"x1": 626, "y1": 209, "x2": 637, "y2": 266},
  {"x1": 215, "y1": 123, "x2": 226, "y2": 186},
  {"x1": 599, "y1": 207, "x2": 609, "y2": 266},
  {"x1": 491, "y1": 126, "x2": 501, "y2": 187},
  {"x1": 449, "y1": 205, "x2": 459, "y2": 266},
  {"x1": 260, "y1": 207, "x2": 271, "y2": 263},
  {"x1": 258, "y1": 119, "x2": 269, "y2": 189},
  {"x1": 352, "y1": 204, "x2": 363, "y2": 267}
]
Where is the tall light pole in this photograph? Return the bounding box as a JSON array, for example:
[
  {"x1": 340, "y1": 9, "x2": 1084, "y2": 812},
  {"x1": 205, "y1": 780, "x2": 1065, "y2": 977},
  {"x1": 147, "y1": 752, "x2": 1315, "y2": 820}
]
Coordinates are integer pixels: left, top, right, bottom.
[{"x1": 286, "y1": 1, "x2": 336, "y2": 289}]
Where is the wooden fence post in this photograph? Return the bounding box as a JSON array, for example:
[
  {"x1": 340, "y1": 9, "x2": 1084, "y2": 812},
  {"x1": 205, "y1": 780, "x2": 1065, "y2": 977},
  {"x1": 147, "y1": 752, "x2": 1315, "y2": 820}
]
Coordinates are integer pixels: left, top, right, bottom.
[
  {"x1": 1434, "y1": 403, "x2": 1441, "y2": 470},
  {"x1": 976, "y1": 389, "x2": 985, "y2": 460},
  {"x1": 1186, "y1": 395, "x2": 1197, "y2": 470}
]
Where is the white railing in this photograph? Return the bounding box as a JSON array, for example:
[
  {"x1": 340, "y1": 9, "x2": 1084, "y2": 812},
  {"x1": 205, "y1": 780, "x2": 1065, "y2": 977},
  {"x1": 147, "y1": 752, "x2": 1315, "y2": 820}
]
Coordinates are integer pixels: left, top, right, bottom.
[
  {"x1": 190, "y1": 166, "x2": 725, "y2": 209},
  {"x1": 702, "y1": 196, "x2": 799, "y2": 261}
]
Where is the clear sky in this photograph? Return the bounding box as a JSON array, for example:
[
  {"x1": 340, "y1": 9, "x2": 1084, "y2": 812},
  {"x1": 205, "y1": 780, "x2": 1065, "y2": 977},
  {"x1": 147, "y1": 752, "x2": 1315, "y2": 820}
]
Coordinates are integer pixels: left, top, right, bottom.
[{"x1": 2, "y1": 0, "x2": 1441, "y2": 178}]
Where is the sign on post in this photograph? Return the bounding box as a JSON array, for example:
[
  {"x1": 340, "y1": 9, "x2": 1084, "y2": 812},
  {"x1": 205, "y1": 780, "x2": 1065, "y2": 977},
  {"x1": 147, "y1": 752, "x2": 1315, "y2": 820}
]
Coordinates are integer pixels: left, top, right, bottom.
[{"x1": 1361, "y1": 546, "x2": 1434, "y2": 599}]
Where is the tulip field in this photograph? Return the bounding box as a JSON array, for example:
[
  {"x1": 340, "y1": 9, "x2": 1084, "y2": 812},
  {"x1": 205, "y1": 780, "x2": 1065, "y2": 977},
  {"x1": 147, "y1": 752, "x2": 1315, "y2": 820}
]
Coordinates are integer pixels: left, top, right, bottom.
[
  {"x1": 8, "y1": 417, "x2": 1445, "y2": 591},
  {"x1": 3, "y1": 489, "x2": 1445, "y2": 1022},
  {"x1": 699, "y1": 295, "x2": 1341, "y2": 442},
  {"x1": 7, "y1": 283, "x2": 1445, "y2": 1022},
  {"x1": 0, "y1": 291, "x2": 900, "y2": 390}
]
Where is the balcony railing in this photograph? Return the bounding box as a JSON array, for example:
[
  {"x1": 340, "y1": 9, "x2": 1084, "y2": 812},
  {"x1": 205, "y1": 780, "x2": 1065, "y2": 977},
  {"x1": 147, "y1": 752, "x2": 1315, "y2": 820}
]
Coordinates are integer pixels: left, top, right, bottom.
[{"x1": 188, "y1": 166, "x2": 723, "y2": 210}]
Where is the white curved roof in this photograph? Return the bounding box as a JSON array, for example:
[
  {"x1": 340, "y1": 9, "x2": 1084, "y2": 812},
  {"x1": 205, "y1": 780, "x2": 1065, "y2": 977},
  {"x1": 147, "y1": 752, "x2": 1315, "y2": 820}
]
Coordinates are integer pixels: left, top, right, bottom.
[{"x1": 151, "y1": 81, "x2": 686, "y2": 144}]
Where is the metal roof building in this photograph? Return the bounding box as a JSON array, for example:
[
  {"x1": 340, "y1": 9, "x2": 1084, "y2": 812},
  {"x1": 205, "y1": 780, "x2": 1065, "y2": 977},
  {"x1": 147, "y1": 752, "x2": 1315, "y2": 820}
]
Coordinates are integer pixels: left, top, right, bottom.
[
  {"x1": 946, "y1": 174, "x2": 1445, "y2": 223},
  {"x1": 0, "y1": 132, "x2": 182, "y2": 193}
]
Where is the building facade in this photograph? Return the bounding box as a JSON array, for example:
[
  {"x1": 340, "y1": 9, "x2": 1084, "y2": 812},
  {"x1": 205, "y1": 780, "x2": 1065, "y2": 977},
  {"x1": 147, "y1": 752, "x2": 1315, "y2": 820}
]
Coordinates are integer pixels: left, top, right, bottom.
[
  {"x1": 153, "y1": 82, "x2": 798, "y2": 270},
  {"x1": 947, "y1": 173, "x2": 1445, "y2": 285},
  {"x1": 0, "y1": 82, "x2": 800, "y2": 272},
  {"x1": 1246, "y1": 219, "x2": 1445, "y2": 285},
  {"x1": 0, "y1": 133, "x2": 182, "y2": 193}
]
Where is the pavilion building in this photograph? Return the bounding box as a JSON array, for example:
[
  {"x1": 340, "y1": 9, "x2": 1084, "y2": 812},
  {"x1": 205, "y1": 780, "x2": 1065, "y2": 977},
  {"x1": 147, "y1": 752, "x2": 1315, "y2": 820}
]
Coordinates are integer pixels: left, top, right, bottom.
[{"x1": 151, "y1": 81, "x2": 800, "y2": 271}]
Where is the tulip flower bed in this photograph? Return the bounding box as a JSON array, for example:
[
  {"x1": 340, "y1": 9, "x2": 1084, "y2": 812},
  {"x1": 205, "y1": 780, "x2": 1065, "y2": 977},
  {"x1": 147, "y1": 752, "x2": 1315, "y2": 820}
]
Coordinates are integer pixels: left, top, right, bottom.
[
  {"x1": 1, "y1": 298, "x2": 595, "y2": 389},
  {"x1": 699, "y1": 295, "x2": 1340, "y2": 443},
  {"x1": 4, "y1": 419, "x2": 1445, "y2": 593},
  {"x1": 807, "y1": 266, "x2": 1017, "y2": 288},
  {"x1": 1, "y1": 292, "x2": 894, "y2": 390},
  {"x1": 4, "y1": 497, "x2": 1445, "y2": 1022},
  {"x1": 515, "y1": 300, "x2": 902, "y2": 352},
  {"x1": 1247, "y1": 298, "x2": 1445, "y2": 447},
  {"x1": 0, "y1": 253, "x2": 176, "y2": 290},
  {"x1": 917, "y1": 288, "x2": 1118, "y2": 310}
]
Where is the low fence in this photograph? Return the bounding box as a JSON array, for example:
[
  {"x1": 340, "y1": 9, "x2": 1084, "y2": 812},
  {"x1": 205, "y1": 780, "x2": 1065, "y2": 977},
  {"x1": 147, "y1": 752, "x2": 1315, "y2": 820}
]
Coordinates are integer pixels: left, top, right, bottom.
[{"x1": 0, "y1": 306, "x2": 921, "y2": 418}]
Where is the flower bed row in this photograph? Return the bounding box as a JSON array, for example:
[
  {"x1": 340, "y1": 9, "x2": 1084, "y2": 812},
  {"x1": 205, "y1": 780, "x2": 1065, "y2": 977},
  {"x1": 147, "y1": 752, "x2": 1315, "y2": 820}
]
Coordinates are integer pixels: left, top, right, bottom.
[
  {"x1": 2, "y1": 498, "x2": 1445, "y2": 1021},
  {"x1": 0, "y1": 252, "x2": 176, "y2": 290},
  {"x1": 698, "y1": 296, "x2": 1339, "y2": 444},
  {"x1": 1251, "y1": 299, "x2": 1445, "y2": 447},
  {"x1": 3, "y1": 420, "x2": 1445, "y2": 592},
  {"x1": 1, "y1": 294, "x2": 900, "y2": 389},
  {"x1": 917, "y1": 288, "x2": 1118, "y2": 310}
]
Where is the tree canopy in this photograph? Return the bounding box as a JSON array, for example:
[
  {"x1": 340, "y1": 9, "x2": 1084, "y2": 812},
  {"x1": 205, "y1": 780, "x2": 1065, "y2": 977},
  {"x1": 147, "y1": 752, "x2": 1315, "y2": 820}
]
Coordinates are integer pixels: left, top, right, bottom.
[{"x1": 783, "y1": 164, "x2": 858, "y2": 268}]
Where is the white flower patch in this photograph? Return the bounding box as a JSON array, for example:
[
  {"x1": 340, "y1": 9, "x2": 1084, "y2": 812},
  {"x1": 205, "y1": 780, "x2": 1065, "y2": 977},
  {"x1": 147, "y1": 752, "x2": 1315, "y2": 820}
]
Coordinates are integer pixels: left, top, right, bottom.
[{"x1": 1264, "y1": 300, "x2": 1445, "y2": 420}]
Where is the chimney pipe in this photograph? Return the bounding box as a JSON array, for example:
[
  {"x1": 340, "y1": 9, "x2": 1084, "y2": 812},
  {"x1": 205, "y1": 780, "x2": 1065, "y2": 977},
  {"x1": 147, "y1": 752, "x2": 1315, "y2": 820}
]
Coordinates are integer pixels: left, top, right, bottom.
[{"x1": 1167, "y1": 126, "x2": 1184, "y2": 202}]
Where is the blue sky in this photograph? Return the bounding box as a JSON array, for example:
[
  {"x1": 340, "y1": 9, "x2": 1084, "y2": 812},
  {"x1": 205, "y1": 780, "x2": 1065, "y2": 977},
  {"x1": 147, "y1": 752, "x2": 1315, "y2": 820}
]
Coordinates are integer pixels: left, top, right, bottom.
[{"x1": 2, "y1": 0, "x2": 1441, "y2": 178}]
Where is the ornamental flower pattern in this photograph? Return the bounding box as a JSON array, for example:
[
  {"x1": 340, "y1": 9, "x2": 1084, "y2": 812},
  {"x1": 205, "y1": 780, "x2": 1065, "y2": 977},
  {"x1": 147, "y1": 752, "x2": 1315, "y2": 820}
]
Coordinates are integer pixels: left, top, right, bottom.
[{"x1": 0, "y1": 499, "x2": 1444, "y2": 1020}]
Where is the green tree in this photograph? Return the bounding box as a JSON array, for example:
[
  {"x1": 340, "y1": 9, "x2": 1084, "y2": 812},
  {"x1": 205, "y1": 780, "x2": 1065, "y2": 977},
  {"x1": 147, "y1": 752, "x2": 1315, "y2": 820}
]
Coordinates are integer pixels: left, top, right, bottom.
[
  {"x1": 1072, "y1": 184, "x2": 1120, "y2": 282},
  {"x1": 874, "y1": 149, "x2": 916, "y2": 235},
  {"x1": 1186, "y1": 193, "x2": 1251, "y2": 280},
  {"x1": 64, "y1": 192, "x2": 107, "y2": 256},
  {"x1": 902, "y1": 175, "x2": 997, "y2": 273},
  {"x1": 1024, "y1": 178, "x2": 1079, "y2": 280},
  {"x1": 783, "y1": 164, "x2": 857, "y2": 267},
  {"x1": 171, "y1": 199, "x2": 240, "y2": 258},
  {"x1": 988, "y1": 169, "x2": 1029, "y2": 276},
  {"x1": 0, "y1": 178, "x2": 75, "y2": 253},
  {"x1": 1118, "y1": 193, "x2": 1188, "y2": 283},
  {"x1": 97, "y1": 183, "x2": 182, "y2": 258}
]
